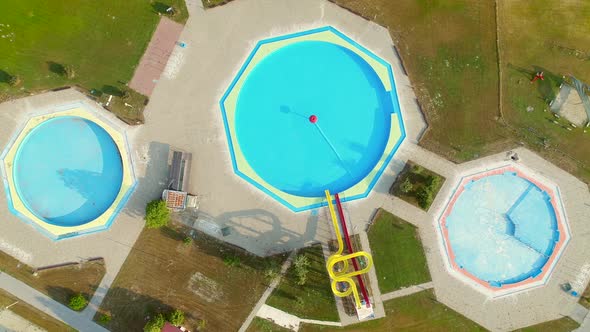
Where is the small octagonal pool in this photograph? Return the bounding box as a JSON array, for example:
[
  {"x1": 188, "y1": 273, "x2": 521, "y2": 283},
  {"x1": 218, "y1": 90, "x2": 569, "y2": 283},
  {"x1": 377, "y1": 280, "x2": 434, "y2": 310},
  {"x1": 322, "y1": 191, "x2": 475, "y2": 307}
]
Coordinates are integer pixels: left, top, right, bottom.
[
  {"x1": 13, "y1": 116, "x2": 123, "y2": 227},
  {"x1": 439, "y1": 166, "x2": 570, "y2": 295}
]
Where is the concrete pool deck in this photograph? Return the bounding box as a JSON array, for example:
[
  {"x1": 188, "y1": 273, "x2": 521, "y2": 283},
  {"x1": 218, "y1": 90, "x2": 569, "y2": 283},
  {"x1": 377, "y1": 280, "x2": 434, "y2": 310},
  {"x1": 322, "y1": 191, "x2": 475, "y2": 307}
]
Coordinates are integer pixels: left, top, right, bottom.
[
  {"x1": 401, "y1": 146, "x2": 590, "y2": 331},
  {"x1": 0, "y1": 89, "x2": 147, "y2": 319},
  {"x1": 0, "y1": 1, "x2": 588, "y2": 331},
  {"x1": 132, "y1": 0, "x2": 426, "y2": 257}
]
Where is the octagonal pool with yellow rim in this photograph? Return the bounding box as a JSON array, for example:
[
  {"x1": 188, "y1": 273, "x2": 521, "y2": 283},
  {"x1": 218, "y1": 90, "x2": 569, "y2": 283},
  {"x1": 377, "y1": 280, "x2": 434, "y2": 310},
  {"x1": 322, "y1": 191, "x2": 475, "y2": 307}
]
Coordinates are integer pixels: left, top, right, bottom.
[
  {"x1": 220, "y1": 26, "x2": 405, "y2": 211},
  {"x1": 1, "y1": 106, "x2": 136, "y2": 240}
]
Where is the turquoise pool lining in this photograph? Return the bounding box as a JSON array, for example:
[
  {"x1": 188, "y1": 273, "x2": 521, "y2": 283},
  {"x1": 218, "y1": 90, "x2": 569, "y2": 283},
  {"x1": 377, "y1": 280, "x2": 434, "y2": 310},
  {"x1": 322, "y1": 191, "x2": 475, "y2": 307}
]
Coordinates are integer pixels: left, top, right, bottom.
[
  {"x1": 219, "y1": 26, "x2": 406, "y2": 212},
  {"x1": 0, "y1": 105, "x2": 138, "y2": 241}
]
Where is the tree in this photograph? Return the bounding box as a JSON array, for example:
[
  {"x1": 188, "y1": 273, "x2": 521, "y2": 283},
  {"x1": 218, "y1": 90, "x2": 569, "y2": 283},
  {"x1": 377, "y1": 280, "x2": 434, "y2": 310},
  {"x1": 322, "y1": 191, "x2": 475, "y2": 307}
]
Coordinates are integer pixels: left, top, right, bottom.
[
  {"x1": 144, "y1": 313, "x2": 165, "y2": 332},
  {"x1": 400, "y1": 178, "x2": 413, "y2": 193},
  {"x1": 168, "y1": 309, "x2": 185, "y2": 326},
  {"x1": 416, "y1": 187, "x2": 433, "y2": 209},
  {"x1": 426, "y1": 175, "x2": 441, "y2": 189},
  {"x1": 145, "y1": 199, "x2": 169, "y2": 228},
  {"x1": 68, "y1": 293, "x2": 88, "y2": 311},
  {"x1": 294, "y1": 254, "x2": 310, "y2": 286}
]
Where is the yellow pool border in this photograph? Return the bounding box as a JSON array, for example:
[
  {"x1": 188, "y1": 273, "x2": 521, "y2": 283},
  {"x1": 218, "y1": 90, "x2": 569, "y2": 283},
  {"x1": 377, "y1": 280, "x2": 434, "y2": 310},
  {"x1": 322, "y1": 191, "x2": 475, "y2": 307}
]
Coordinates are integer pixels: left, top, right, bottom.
[
  {"x1": 0, "y1": 106, "x2": 137, "y2": 240},
  {"x1": 220, "y1": 26, "x2": 406, "y2": 211}
]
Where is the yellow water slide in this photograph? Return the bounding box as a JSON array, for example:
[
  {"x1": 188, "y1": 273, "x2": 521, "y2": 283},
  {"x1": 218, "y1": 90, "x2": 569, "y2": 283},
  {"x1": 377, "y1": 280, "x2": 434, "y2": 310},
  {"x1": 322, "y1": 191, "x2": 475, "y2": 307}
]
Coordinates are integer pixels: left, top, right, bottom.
[{"x1": 324, "y1": 190, "x2": 373, "y2": 308}]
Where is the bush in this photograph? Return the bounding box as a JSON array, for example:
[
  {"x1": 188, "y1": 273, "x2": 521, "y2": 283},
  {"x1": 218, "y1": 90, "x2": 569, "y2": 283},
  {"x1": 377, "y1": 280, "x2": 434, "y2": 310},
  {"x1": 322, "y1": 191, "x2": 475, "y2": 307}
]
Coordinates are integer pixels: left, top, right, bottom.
[
  {"x1": 426, "y1": 175, "x2": 441, "y2": 189},
  {"x1": 64, "y1": 65, "x2": 76, "y2": 79},
  {"x1": 8, "y1": 75, "x2": 21, "y2": 86},
  {"x1": 183, "y1": 236, "x2": 192, "y2": 246},
  {"x1": 400, "y1": 178, "x2": 413, "y2": 193},
  {"x1": 416, "y1": 187, "x2": 433, "y2": 209},
  {"x1": 144, "y1": 313, "x2": 165, "y2": 332},
  {"x1": 264, "y1": 261, "x2": 280, "y2": 280},
  {"x1": 168, "y1": 309, "x2": 185, "y2": 326},
  {"x1": 412, "y1": 165, "x2": 424, "y2": 174},
  {"x1": 223, "y1": 255, "x2": 240, "y2": 267},
  {"x1": 145, "y1": 200, "x2": 169, "y2": 228},
  {"x1": 99, "y1": 314, "x2": 111, "y2": 324},
  {"x1": 68, "y1": 293, "x2": 88, "y2": 311},
  {"x1": 294, "y1": 254, "x2": 310, "y2": 286}
]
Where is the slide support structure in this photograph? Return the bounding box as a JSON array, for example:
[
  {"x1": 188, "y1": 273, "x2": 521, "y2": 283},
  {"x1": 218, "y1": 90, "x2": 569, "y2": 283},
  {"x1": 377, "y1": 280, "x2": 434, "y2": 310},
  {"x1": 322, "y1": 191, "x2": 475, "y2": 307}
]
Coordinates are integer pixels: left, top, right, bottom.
[{"x1": 324, "y1": 190, "x2": 373, "y2": 309}]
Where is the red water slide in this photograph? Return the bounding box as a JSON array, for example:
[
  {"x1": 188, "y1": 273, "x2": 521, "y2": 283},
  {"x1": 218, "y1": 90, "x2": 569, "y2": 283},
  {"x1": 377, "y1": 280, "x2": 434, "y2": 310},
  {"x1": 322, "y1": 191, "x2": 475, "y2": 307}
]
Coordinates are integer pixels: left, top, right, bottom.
[{"x1": 334, "y1": 193, "x2": 371, "y2": 308}]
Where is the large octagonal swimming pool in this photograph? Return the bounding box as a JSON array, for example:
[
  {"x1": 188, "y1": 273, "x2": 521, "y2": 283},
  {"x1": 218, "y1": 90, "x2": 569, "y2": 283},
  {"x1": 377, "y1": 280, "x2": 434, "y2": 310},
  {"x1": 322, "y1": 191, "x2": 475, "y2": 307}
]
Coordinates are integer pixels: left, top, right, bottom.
[
  {"x1": 221, "y1": 26, "x2": 405, "y2": 211},
  {"x1": 236, "y1": 41, "x2": 392, "y2": 197}
]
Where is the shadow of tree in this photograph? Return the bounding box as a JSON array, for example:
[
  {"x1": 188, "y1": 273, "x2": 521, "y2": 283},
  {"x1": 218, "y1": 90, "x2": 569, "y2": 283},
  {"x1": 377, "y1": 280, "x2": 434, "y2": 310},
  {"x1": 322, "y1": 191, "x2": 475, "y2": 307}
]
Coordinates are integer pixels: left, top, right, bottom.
[
  {"x1": 0, "y1": 69, "x2": 13, "y2": 83},
  {"x1": 532, "y1": 65, "x2": 564, "y2": 103},
  {"x1": 507, "y1": 63, "x2": 564, "y2": 103},
  {"x1": 151, "y1": 2, "x2": 171, "y2": 14},
  {"x1": 159, "y1": 225, "x2": 184, "y2": 241},
  {"x1": 94, "y1": 286, "x2": 179, "y2": 331},
  {"x1": 47, "y1": 61, "x2": 66, "y2": 76}
]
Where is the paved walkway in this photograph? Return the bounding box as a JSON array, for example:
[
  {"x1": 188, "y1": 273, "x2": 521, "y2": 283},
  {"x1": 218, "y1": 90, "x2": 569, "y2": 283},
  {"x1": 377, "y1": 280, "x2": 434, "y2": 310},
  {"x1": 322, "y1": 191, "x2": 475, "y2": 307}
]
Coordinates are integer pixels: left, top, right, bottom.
[
  {"x1": 256, "y1": 304, "x2": 341, "y2": 331},
  {"x1": 0, "y1": 272, "x2": 106, "y2": 332},
  {"x1": 357, "y1": 232, "x2": 386, "y2": 320},
  {"x1": 238, "y1": 251, "x2": 296, "y2": 332},
  {"x1": 380, "y1": 282, "x2": 434, "y2": 302},
  {"x1": 574, "y1": 307, "x2": 590, "y2": 331},
  {"x1": 569, "y1": 303, "x2": 589, "y2": 325},
  {"x1": 129, "y1": 17, "x2": 185, "y2": 96},
  {"x1": 0, "y1": 309, "x2": 45, "y2": 332}
]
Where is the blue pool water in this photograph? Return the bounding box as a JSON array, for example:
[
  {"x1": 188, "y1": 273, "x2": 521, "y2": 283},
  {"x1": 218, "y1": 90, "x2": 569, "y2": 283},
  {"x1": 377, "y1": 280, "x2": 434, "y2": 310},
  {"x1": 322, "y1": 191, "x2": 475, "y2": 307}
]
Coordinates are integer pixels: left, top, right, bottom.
[
  {"x1": 445, "y1": 172, "x2": 559, "y2": 286},
  {"x1": 13, "y1": 117, "x2": 123, "y2": 227},
  {"x1": 236, "y1": 41, "x2": 393, "y2": 197}
]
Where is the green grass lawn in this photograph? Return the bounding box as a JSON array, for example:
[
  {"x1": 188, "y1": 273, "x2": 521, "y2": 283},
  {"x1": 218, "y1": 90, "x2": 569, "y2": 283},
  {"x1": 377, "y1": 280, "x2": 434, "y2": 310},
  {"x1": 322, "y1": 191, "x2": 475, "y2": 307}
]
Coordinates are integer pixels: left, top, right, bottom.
[
  {"x1": 512, "y1": 317, "x2": 579, "y2": 332},
  {"x1": 246, "y1": 317, "x2": 292, "y2": 332},
  {"x1": 266, "y1": 244, "x2": 339, "y2": 321},
  {"x1": 300, "y1": 289, "x2": 485, "y2": 332},
  {"x1": 390, "y1": 161, "x2": 445, "y2": 211},
  {"x1": 368, "y1": 209, "x2": 431, "y2": 294},
  {"x1": 499, "y1": 1, "x2": 590, "y2": 181},
  {"x1": 0, "y1": 0, "x2": 187, "y2": 121}
]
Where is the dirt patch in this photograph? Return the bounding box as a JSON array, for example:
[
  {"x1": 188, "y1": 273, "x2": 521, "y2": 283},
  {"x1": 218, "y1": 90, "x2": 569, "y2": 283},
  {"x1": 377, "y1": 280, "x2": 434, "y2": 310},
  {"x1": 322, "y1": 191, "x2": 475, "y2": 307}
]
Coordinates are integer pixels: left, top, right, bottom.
[
  {"x1": 96, "y1": 223, "x2": 287, "y2": 331},
  {"x1": 187, "y1": 272, "x2": 223, "y2": 303}
]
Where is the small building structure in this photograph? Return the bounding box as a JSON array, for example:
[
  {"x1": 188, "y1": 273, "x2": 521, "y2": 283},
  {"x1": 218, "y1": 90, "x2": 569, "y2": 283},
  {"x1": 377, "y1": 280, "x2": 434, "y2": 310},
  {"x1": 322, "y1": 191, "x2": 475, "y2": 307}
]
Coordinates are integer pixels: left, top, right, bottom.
[
  {"x1": 550, "y1": 75, "x2": 590, "y2": 127},
  {"x1": 163, "y1": 149, "x2": 197, "y2": 211},
  {"x1": 169, "y1": 150, "x2": 192, "y2": 192}
]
